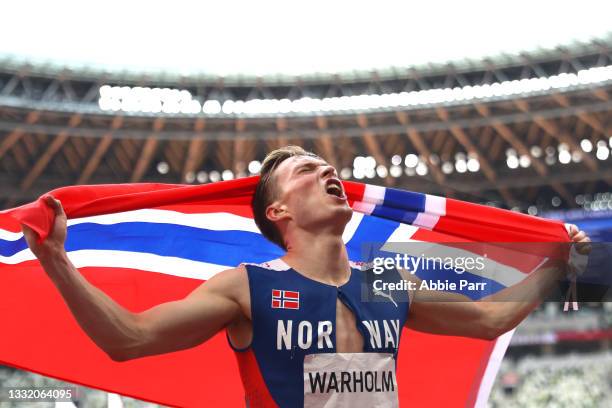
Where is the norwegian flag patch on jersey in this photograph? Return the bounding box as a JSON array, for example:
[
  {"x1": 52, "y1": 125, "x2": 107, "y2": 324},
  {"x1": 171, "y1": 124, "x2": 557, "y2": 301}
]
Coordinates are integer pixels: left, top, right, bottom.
[{"x1": 271, "y1": 289, "x2": 300, "y2": 310}]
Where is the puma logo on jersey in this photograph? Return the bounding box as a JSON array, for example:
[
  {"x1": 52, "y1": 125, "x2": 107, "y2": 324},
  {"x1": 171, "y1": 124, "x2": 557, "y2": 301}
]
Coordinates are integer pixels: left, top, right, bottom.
[{"x1": 373, "y1": 290, "x2": 398, "y2": 307}]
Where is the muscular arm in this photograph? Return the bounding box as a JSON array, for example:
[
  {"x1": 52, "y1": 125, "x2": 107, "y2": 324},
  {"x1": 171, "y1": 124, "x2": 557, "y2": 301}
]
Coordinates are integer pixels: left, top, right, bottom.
[
  {"x1": 405, "y1": 227, "x2": 590, "y2": 340},
  {"x1": 404, "y1": 260, "x2": 564, "y2": 340},
  {"x1": 23, "y1": 197, "x2": 247, "y2": 361}
]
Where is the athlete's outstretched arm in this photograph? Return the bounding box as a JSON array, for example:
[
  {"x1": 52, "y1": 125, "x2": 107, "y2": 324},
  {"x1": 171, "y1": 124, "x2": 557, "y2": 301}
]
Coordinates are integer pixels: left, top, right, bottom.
[
  {"x1": 22, "y1": 196, "x2": 246, "y2": 361},
  {"x1": 405, "y1": 226, "x2": 591, "y2": 340},
  {"x1": 405, "y1": 261, "x2": 564, "y2": 340}
]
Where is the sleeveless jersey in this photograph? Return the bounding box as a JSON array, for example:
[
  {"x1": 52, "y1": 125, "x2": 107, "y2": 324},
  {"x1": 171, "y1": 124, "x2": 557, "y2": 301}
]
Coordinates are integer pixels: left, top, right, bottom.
[{"x1": 228, "y1": 259, "x2": 410, "y2": 407}]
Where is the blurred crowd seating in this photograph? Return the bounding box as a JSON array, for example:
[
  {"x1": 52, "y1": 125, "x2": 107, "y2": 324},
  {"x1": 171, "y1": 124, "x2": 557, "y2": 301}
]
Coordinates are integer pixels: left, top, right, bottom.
[
  {"x1": 489, "y1": 352, "x2": 612, "y2": 407},
  {"x1": 0, "y1": 366, "x2": 158, "y2": 408}
]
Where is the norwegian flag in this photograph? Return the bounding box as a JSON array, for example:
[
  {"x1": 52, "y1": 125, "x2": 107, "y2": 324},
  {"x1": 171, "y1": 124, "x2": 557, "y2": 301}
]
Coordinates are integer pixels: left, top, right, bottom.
[
  {"x1": 0, "y1": 176, "x2": 571, "y2": 407},
  {"x1": 272, "y1": 289, "x2": 300, "y2": 310}
]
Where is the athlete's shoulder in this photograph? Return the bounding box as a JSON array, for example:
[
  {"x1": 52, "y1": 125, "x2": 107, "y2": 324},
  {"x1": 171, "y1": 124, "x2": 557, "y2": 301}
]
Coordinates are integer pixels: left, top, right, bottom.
[
  {"x1": 208, "y1": 263, "x2": 247, "y2": 282},
  {"x1": 206, "y1": 257, "x2": 292, "y2": 293},
  {"x1": 201, "y1": 264, "x2": 248, "y2": 296},
  {"x1": 198, "y1": 265, "x2": 251, "y2": 317}
]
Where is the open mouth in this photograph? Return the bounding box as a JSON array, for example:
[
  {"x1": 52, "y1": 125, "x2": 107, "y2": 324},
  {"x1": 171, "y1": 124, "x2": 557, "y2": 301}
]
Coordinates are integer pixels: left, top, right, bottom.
[{"x1": 325, "y1": 179, "x2": 345, "y2": 199}]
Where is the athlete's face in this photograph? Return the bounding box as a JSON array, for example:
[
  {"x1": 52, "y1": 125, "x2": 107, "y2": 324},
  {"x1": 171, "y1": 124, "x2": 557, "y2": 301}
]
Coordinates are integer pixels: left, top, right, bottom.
[{"x1": 267, "y1": 155, "x2": 352, "y2": 232}]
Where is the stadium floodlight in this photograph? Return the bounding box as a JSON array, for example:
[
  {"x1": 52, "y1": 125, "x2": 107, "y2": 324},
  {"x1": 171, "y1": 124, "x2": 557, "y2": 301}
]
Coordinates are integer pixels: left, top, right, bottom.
[
  {"x1": 571, "y1": 151, "x2": 582, "y2": 163},
  {"x1": 558, "y1": 150, "x2": 571, "y2": 164},
  {"x1": 209, "y1": 171, "x2": 221, "y2": 182},
  {"x1": 596, "y1": 146, "x2": 610, "y2": 160},
  {"x1": 185, "y1": 171, "x2": 196, "y2": 183},
  {"x1": 455, "y1": 159, "x2": 467, "y2": 173},
  {"x1": 353, "y1": 168, "x2": 365, "y2": 179},
  {"x1": 340, "y1": 168, "x2": 352, "y2": 179},
  {"x1": 353, "y1": 156, "x2": 365, "y2": 170},
  {"x1": 506, "y1": 155, "x2": 519, "y2": 169},
  {"x1": 222, "y1": 170, "x2": 234, "y2": 181},
  {"x1": 389, "y1": 165, "x2": 402, "y2": 178},
  {"x1": 530, "y1": 146, "x2": 542, "y2": 158},
  {"x1": 364, "y1": 156, "x2": 376, "y2": 169},
  {"x1": 97, "y1": 64, "x2": 612, "y2": 116},
  {"x1": 376, "y1": 165, "x2": 388, "y2": 178},
  {"x1": 441, "y1": 162, "x2": 454, "y2": 174},
  {"x1": 196, "y1": 171, "x2": 208, "y2": 183},
  {"x1": 156, "y1": 162, "x2": 169, "y2": 175},
  {"x1": 404, "y1": 154, "x2": 419, "y2": 168},
  {"x1": 467, "y1": 158, "x2": 480, "y2": 172},
  {"x1": 98, "y1": 85, "x2": 201, "y2": 114},
  {"x1": 519, "y1": 155, "x2": 531, "y2": 168},
  {"x1": 202, "y1": 100, "x2": 222, "y2": 114},
  {"x1": 248, "y1": 160, "x2": 261, "y2": 174},
  {"x1": 415, "y1": 162, "x2": 428, "y2": 176}
]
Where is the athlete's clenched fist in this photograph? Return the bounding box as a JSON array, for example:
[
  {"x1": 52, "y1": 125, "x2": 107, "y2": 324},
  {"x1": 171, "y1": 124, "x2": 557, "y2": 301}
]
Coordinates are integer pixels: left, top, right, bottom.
[{"x1": 21, "y1": 196, "x2": 67, "y2": 260}]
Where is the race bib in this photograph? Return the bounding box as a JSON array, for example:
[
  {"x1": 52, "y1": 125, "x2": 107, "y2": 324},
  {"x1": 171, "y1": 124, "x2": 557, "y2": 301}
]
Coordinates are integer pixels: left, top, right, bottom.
[{"x1": 303, "y1": 353, "x2": 398, "y2": 408}]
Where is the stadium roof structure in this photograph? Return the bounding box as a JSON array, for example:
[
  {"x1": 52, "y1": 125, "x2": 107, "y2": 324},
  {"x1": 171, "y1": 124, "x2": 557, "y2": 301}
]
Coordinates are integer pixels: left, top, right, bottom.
[
  {"x1": 0, "y1": 29, "x2": 611, "y2": 214},
  {"x1": 1, "y1": 35, "x2": 610, "y2": 87},
  {"x1": 1, "y1": 39, "x2": 610, "y2": 116},
  {"x1": 1, "y1": 0, "x2": 611, "y2": 83}
]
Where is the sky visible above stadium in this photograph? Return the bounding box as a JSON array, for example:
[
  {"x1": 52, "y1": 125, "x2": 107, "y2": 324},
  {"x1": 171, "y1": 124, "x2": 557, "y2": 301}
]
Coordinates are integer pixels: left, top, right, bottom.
[{"x1": 1, "y1": 0, "x2": 611, "y2": 77}]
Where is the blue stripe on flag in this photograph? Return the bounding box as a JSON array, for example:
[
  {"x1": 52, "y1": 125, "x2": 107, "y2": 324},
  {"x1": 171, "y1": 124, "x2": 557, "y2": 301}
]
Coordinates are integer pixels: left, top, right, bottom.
[
  {"x1": 0, "y1": 237, "x2": 27, "y2": 257},
  {"x1": 66, "y1": 223, "x2": 284, "y2": 265},
  {"x1": 383, "y1": 188, "x2": 425, "y2": 212},
  {"x1": 345, "y1": 214, "x2": 399, "y2": 261},
  {"x1": 1, "y1": 223, "x2": 285, "y2": 265},
  {"x1": 371, "y1": 205, "x2": 420, "y2": 225},
  {"x1": 367, "y1": 188, "x2": 425, "y2": 224}
]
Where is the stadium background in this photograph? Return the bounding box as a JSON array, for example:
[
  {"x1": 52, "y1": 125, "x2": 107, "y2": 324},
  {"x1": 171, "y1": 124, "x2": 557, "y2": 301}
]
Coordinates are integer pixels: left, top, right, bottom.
[{"x1": 0, "y1": 1, "x2": 610, "y2": 406}]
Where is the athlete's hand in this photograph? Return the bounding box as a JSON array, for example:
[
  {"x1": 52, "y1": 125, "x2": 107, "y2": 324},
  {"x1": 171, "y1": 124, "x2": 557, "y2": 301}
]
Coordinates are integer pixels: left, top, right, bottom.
[
  {"x1": 567, "y1": 223, "x2": 591, "y2": 255},
  {"x1": 21, "y1": 196, "x2": 68, "y2": 260}
]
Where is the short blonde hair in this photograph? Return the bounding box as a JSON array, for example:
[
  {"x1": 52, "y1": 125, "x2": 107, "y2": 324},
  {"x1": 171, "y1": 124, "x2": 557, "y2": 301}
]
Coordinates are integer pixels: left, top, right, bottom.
[{"x1": 251, "y1": 145, "x2": 320, "y2": 250}]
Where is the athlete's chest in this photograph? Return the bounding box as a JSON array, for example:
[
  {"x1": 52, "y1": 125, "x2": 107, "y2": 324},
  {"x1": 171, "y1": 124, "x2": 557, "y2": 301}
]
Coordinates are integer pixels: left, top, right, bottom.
[
  {"x1": 250, "y1": 273, "x2": 406, "y2": 354},
  {"x1": 335, "y1": 297, "x2": 363, "y2": 352},
  {"x1": 242, "y1": 264, "x2": 408, "y2": 407}
]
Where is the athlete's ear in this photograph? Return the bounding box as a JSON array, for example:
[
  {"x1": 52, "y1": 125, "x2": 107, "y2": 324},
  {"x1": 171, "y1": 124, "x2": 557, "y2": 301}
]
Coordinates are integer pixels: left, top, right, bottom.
[{"x1": 265, "y1": 202, "x2": 290, "y2": 222}]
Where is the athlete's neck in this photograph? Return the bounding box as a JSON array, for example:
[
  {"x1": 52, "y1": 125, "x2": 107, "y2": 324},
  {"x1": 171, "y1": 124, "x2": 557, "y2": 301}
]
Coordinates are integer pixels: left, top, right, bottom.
[{"x1": 282, "y1": 231, "x2": 350, "y2": 287}]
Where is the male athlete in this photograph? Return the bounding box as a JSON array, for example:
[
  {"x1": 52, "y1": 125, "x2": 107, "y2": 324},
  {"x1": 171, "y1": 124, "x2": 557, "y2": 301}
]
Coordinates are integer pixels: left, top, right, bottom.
[{"x1": 22, "y1": 146, "x2": 590, "y2": 407}]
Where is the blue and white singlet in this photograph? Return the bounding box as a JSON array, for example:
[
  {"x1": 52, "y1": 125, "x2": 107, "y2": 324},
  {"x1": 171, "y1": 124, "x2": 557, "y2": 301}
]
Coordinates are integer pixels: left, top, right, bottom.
[{"x1": 228, "y1": 259, "x2": 410, "y2": 407}]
